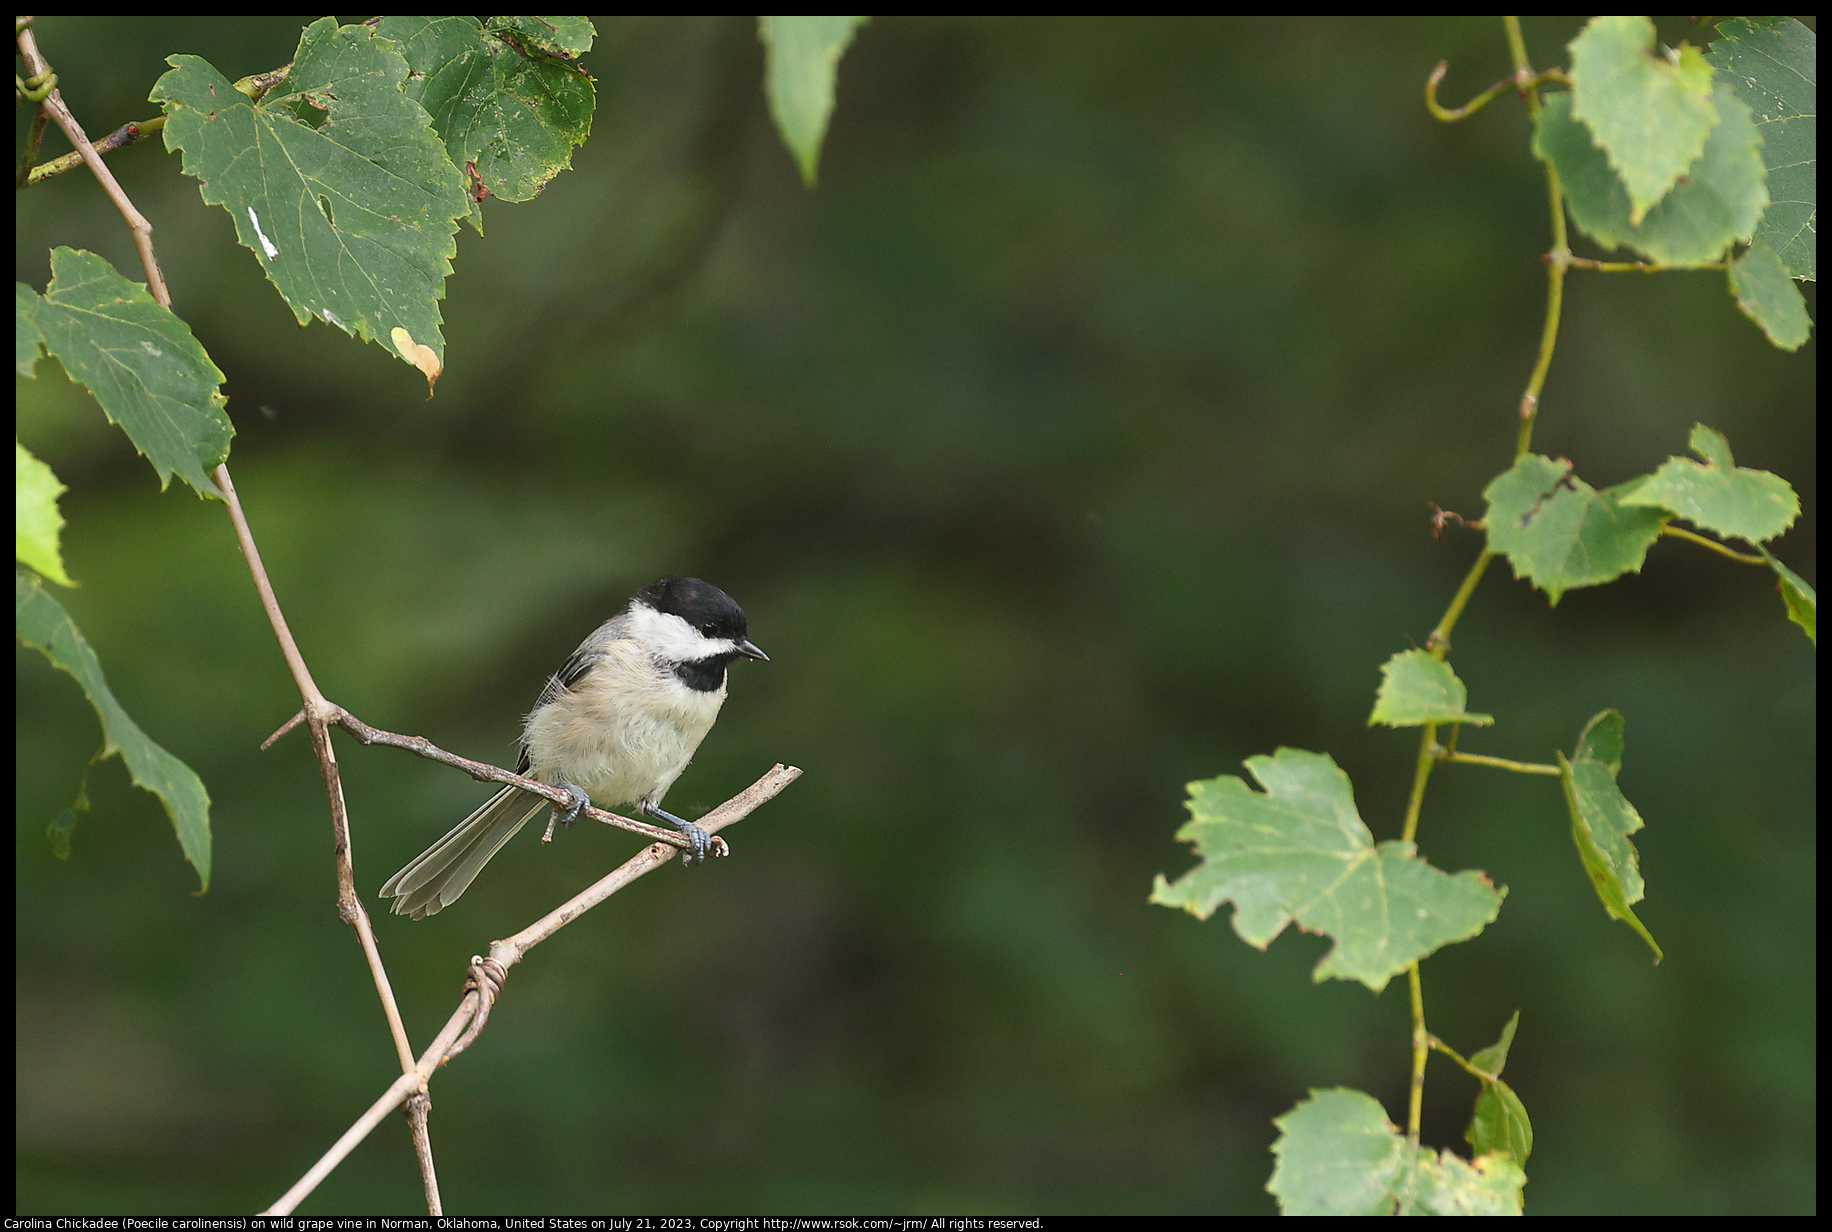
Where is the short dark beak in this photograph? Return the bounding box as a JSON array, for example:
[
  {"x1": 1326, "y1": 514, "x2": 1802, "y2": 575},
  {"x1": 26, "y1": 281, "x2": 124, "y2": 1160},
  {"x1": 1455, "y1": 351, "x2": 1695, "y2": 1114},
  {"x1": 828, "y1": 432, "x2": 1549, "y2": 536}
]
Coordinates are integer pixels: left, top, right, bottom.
[{"x1": 736, "y1": 638, "x2": 769, "y2": 661}]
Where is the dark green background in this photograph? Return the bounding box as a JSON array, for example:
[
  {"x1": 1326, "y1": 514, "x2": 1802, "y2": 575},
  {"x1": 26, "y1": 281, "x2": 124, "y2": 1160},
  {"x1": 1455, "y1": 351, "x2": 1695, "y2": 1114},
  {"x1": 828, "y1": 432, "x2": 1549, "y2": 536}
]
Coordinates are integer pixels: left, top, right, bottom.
[{"x1": 17, "y1": 16, "x2": 1816, "y2": 1215}]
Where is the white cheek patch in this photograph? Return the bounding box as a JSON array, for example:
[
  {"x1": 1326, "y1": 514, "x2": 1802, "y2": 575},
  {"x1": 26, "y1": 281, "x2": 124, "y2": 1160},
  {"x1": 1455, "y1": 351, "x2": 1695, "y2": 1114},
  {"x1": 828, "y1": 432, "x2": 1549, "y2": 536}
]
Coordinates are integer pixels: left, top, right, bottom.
[{"x1": 625, "y1": 601, "x2": 736, "y2": 662}]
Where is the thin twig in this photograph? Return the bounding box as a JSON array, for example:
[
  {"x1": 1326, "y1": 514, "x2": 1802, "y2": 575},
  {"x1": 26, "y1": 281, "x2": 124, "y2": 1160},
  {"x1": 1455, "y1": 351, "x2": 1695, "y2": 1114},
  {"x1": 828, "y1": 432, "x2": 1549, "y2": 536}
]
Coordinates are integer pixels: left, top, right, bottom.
[
  {"x1": 16, "y1": 101, "x2": 49, "y2": 186},
  {"x1": 1440, "y1": 750, "x2": 1562, "y2": 776},
  {"x1": 23, "y1": 115, "x2": 165, "y2": 186},
  {"x1": 1565, "y1": 255, "x2": 1727, "y2": 273},
  {"x1": 404, "y1": 1092, "x2": 440, "y2": 1216},
  {"x1": 1425, "y1": 59, "x2": 1568, "y2": 123},
  {"x1": 1427, "y1": 1034, "x2": 1500, "y2": 1084},
  {"x1": 215, "y1": 467, "x2": 327, "y2": 703},
  {"x1": 1407, "y1": 963, "x2": 1428, "y2": 1149},
  {"x1": 263, "y1": 763, "x2": 802, "y2": 1215},
  {"x1": 1425, "y1": 60, "x2": 1510, "y2": 122},
  {"x1": 1661, "y1": 523, "x2": 1767, "y2": 564}
]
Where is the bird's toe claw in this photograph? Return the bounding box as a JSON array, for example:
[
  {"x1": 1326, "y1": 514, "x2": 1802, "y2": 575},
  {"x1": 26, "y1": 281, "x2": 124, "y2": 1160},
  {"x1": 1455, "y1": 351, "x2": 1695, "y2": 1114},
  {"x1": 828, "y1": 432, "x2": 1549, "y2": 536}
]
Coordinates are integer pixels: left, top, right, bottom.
[
  {"x1": 553, "y1": 782, "x2": 590, "y2": 828},
  {"x1": 678, "y1": 821, "x2": 711, "y2": 866}
]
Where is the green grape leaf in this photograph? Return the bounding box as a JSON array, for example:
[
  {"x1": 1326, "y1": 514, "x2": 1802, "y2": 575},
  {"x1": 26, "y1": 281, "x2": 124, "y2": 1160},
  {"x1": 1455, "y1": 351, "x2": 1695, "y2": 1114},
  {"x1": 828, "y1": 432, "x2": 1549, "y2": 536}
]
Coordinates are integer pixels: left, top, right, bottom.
[
  {"x1": 759, "y1": 16, "x2": 868, "y2": 186},
  {"x1": 1618, "y1": 423, "x2": 1799, "y2": 543},
  {"x1": 1466, "y1": 1078, "x2": 1533, "y2": 1167},
  {"x1": 1707, "y1": 17, "x2": 1816, "y2": 281},
  {"x1": 1729, "y1": 240, "x2": 1813, "y2": 350},
  {"x1": 16, "y1": 443, "x2": 77, "y2": 588},
  {"x1": 376, "y1": 16, "x2": 595, "y2": 235},
  {"x1": 1465, "y1": 1011, "x2": 1533, "y2": 1165},
  {"x1": 24, "y1": 248, "x2": 232, "y2": 498},
  {"x1": 1534, "y1": 87, "x2": 1768, "y2": 266},
  {"x1": 1760, "y1": 547, "x2": 1816, "y2": 644},
  {"x1": 16, "y1": 572, "x2": 212, "y2": 890},
  {"x1": 1569, "y1": 16, "x2": 1719, "y2": 224},
  {"x1": 152, "y1": 18, "x2": 470, "y2": 384},
  {"x1": 1558, "y1": 710, "x2": 1661, "y2": 962},
  {"x1": 1269, "y1": 1089, "x2": 1526, "y2": 1216},
  {"x1": 1369, "y1": 649, "x2": 1494, "y2": 728},
  {"x1": 1150, "y1": 748, "x2": 1504, "y2": 992},
  {"x1": 1483, "y1": 453, "x2": 1667, "y2": 605}
]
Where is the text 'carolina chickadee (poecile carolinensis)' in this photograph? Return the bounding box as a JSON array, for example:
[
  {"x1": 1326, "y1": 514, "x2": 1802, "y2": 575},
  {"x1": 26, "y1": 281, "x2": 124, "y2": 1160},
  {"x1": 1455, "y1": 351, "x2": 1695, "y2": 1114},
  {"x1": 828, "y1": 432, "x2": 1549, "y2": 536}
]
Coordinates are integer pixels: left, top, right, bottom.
[{"x1": 380, "y1": 577, "x2": 768, "y2": 919}]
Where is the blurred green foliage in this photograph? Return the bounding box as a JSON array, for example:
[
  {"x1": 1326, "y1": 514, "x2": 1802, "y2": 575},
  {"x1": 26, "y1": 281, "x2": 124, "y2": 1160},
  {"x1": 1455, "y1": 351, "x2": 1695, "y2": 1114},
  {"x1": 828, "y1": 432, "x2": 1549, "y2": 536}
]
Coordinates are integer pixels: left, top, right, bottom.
[{"x1": 16, "y1": 16, "x2": 1814, "y2": 1215}]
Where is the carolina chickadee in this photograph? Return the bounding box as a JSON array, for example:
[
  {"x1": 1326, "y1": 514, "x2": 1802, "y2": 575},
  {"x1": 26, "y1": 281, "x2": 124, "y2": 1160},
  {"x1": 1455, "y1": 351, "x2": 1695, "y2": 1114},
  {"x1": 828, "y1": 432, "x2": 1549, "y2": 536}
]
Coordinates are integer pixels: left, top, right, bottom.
[{"x1": 381, "y1": 577, "x2": 768, "y2": 919}]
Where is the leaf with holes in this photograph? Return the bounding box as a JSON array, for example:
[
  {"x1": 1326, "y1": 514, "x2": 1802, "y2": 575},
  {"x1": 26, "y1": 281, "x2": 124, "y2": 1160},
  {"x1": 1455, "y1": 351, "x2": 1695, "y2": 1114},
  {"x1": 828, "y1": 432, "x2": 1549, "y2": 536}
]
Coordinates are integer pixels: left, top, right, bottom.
[
  {"x1": 377, "y1": 16, "x2": 595, "y2": 233},
  {"x1": 1483, "y1": 454, "x2": 1667, "y2": 605},
  {"x1": 152, "y1": 18, "x2": 469, "y2": 384}
]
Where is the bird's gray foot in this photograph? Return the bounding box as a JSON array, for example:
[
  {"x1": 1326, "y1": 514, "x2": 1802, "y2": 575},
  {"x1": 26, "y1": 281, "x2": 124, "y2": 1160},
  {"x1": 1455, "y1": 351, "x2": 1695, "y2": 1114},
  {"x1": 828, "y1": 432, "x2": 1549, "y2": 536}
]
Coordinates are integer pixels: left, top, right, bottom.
[
  {"x1": 642, "y1": 801, "x2": 717, "y2": 866},
  {"x1": 552, "y1": 781, "x2": 591, "y2": 828}
]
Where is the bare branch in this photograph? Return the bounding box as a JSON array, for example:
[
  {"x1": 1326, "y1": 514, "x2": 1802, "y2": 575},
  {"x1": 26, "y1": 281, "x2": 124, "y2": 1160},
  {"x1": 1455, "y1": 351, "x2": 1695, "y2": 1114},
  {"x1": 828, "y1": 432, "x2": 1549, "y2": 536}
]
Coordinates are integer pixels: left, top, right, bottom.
[{"x1": 264, "y1": 763, "x2": 802, "y2": 1215}]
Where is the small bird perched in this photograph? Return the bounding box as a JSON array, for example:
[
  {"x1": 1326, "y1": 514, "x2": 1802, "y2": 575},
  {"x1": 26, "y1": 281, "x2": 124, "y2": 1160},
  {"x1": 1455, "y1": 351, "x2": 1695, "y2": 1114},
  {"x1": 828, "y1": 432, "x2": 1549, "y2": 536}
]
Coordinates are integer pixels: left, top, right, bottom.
[{"x1": 381, "y1": 577, "x2": 768, "y2": 919}]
